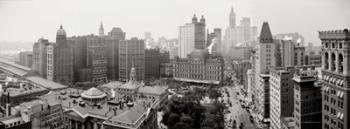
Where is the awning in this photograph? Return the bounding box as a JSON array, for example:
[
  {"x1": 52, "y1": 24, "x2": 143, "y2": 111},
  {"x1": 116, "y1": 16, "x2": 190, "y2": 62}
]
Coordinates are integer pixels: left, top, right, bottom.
[
  {"x1": 337, "y1": 112, "x2": 341, "y2": 118},
  {"x1": 337, "y1": 91, "x2": 341, "y2": 97},
  {"x1": 326, "y1": 87, "x2": 330, "y2": 92},
  {"x1": 326, "y1": 76, "x2": 330, "y2": 81}
]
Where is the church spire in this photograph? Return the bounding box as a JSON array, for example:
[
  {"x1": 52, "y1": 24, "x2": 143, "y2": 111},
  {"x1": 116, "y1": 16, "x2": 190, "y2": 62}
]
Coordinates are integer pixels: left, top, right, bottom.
[
  {"x1": 130, "y1": 59, "x2": 136, "y2": 81},
  {"x1": 99, "y1": 21, "x2": 104, "y2": 36}
]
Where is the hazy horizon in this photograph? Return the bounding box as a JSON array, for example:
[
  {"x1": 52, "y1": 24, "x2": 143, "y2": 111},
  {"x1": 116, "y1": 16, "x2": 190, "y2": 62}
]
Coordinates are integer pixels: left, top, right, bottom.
[{"x1": 0, "y1": 0, "x2": 349, "y2": 45}]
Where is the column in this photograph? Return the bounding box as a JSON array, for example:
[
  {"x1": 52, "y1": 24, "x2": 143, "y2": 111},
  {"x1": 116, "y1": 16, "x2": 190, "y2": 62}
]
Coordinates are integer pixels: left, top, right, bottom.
[
  {"x1": 93, "y1": 122, "x2": 98, "y2": 129},
  {"x1": 344, "y1": 53, "x2": 348, "y2": 75},
  {"x1": 328, "y1": 50, "x2": 332, "y2": 71},
  {"x1": 336, "y1": 51, "x2": 339, "y2": 73},
  {"x1": 322, "y1": 51, "x2": 325, "y2": 69}
]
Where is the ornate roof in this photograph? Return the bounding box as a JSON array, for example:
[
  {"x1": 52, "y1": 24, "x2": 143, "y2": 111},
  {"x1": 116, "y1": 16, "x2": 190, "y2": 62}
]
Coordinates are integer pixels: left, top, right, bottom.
[
  {"x1": 81, "y1": 87, "x2": 106, "y2": 99},
  {"x1": 259, "y1": 22, "x2": 273, "y2": 43},
  {"x1": 57, "y1": 25, "x2": 66, "y2": 36}
]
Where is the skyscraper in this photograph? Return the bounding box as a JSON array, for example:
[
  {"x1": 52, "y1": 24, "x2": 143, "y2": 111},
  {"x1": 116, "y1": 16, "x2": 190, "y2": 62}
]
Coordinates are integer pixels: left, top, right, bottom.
[
  {"x1": 106, "y1": 27, "x2": 126, "y2": 80},
  {"x1": 269, "y1": 67, "x2": 295, "y2": 129},
  {"x1": 32, "y1": 38, "x2": 50, "y2": 78},
  {"x1": 99, "y1": 21, "x2": 104, "y2": 36},
  {"x1": 178, "y1": 14, "x2": 206, "y2": 58},
  {"x1": 223, "y1": 7, "x2": 258, "y2": 55},
  {"x1": 293, "y1": 66, "x2": 321, "y2": 129},
  {"x1": 252, "y1": 22, "x2": 276, "y2": 122},
  {"x1": 86, "y1": 35, "x2": 108, "y2": 83},
  {"x1": 18, "y1": 51, "x2": 33, "y2": 68},
  {"x1": 229, "y1": 6, "x2": 236, "y2": 28},
  {"x1": 320, "y1": 29, "x2": 350, "y2": 129},
  {"x1": 47, "y1": 25, "x2": 74, "y2": 85},
  {"x1": 119, "y1": 37, "x2": 145, "y2": 81}
]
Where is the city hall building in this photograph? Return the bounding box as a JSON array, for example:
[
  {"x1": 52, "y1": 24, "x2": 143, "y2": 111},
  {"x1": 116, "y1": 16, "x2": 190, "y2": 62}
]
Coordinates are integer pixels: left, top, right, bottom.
[{"x1": 173, "y1": 49, "x2": 224, "y2": 85}]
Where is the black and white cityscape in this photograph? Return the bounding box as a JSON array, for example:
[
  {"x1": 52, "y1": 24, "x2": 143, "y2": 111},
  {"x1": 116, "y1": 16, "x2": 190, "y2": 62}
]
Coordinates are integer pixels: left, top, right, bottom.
[{"x1": 0, "y1": 0, "x2": 349, "y2": 129}]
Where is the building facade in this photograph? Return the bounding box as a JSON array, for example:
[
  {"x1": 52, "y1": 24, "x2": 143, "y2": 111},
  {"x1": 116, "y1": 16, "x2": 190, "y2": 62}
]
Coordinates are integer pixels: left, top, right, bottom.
[
  {"x1": 145, "y1": 48, "x2": 161, "y2": 79},
  {"x1": 173, "y1": 49, "x2": 224, "y2": 85},
  {"x1": 178, "y1": 14, "x2": 206, "y2": 58},
  {"x1": 18, "y1": 51, "x2": 33, "y2": 68},
  {"x1": 119, "y1": 38, "x2": 145, "y2": 81},
  {"x1": 106, "y1": 27, "x2": 126, "y2": 80},
  {"x1": 252, "y1": 22, "x2": 276, "y2": 122},
  {"x1": 320, "y1": 29, "x2": 350, "y2": 129},
  {"x1": 86, "y1": 35, "x2": 108, "y2": 83},
  {"x1": 47, "y1": 25, "x2": 74, "y2": 85},
  {"x1": 293, "y1": 66, "x2": 321, "y2": 129},
  {"x1": 32, "y1": 38, "x2": 50, "y2": 78},
  {"x1": 269, "y1": 67, "x2": 295, "y2": 129}
]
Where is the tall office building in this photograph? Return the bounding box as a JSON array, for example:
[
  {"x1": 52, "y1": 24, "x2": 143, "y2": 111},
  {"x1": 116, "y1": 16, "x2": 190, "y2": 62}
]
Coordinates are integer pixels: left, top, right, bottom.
[
  {"x1": 178, "y1": 14, "x2": 206, "y2": 58},
  {"x1": 269, "y1": 67, "x2": 295, "y2": 129},
  {"x1": 320, "y1": 29, "x2": 350, "y2": 129},
  {"x1": 207, "y1": 28, "x2": 222, "y2": 55},
  {"x1": 119, "y1": 38, "x2": 145, "y2": 81},
  {"x1": 18, "y1": 51, "x2": 33, "y2": 68},
  {"x1": 280, "y1": 39, "x2": 295, "y2": 66},
  {"x1": 86, "y1": 35, "x2": 108, "y2": 83},
  {"x1": 294, "y1": 44, "x2": 306, "y2": 66},
  {"x1": 106, "y1": 27, "x2": 126, "y2": 80},
  {"x1": 145, "y1": 48, "x2": 160, "y2": 79},
  {"x1": 293, "y1": 66, "x2": 321, "y2": 129},
  {"x1": 99, "y1": 21, "x2": 104, "y2": 36},
  {"x1": 69, "y1": 36, "x2": 88, "y2": 82},
  {"x1": 32, "y1": 38, "x2": 50, "y2": 78},
  {"x1": 47, "y1": 25, "x2": 74, "y2": 85},
  {"x1": 223, "y1": 7, "x2": 258, "y2": 55},
  {"x1": 252, "y1": 22, "x2": 276, "y2": 122}
]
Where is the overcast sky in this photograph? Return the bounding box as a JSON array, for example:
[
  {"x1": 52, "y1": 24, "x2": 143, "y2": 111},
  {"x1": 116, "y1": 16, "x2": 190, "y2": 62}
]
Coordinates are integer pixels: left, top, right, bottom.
[{"x1": 0, "y1": 0, "x2": 349, "y2": 45}]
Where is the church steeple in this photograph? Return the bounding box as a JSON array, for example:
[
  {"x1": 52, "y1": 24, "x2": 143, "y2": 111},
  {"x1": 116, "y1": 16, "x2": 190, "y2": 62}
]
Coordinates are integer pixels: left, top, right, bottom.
[
  {"x1": 229, "y1": 6, "x2": 236, "y2": 28},
  {"x1": 130, "y1": 60, "x2": 136, "y2": 81},
  {"x1": 99, "y1": 21, "x2": 104, "y2": 36}
]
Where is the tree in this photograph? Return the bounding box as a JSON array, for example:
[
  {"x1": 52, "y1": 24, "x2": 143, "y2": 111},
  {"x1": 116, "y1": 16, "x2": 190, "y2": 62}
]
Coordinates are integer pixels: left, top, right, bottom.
[{"x1": 167, "y1": 113, "x2": 180, "y2": 127}]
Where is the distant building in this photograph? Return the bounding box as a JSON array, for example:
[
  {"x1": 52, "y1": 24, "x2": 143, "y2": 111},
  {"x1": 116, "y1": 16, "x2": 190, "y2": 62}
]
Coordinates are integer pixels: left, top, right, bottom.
[
  {"x1": 86, "y1": 35, "x2": 108, "y2": 83},
  {"x1": 252, "y1": 22, "x2": 276, "y2": 122},
  {"x1": 173, "y1": 49, "x2": 224, "y2": 85},
  {"x1": 145, "y1": 48, "x2": 160, "y2": 79},
  {"x1": 293, "y1": 66, "x2": 321, "y2": 129},
  {"x1": 223, "y1": 7, "x2": 258, "y2": 55},
  {"x1": 119, "y1": 38, "x2": 145, "y2": 81},
  {"x1": 47, "y1": 25, "x2": 74, "y2": 85},
  {"x1": 232, "y1": 59, "x2": 251, "y2": 86},
  {"x1": 305, "y1": 51, "x2": 321, "y2": 67},
  {"x1": 32, "y1": 38, "x2": 50, "y2": 78},
  {"x1": 280, "y1": 39, "x2": 294, "y2": 66},
  {"x1": 269, "y1": 67, "x2": 295, "y2": 129},
  {"x1": 69, "y1": 36, "x2": 88, "y2": 83},
  {"x1": 294, "y1": 45, "x2": 306, "y2": 66},
  {"x1": 320, "y1": 29, "x2": 350, "y2": 129},
  {"x1": 17, "y1": 51, "x2": 32, "y2": 68},
  {"x1": 106, "y1": 27, "x2": 126, "y2": 80},
  {"x1": 178, "y1": 14, "x2": 206, "y2": 58}
]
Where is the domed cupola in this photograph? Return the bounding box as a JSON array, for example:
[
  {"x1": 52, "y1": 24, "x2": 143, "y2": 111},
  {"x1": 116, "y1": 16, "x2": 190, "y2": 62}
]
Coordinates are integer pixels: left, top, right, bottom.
[{"x1": 56, "y1": 25, "x2": 66, "y2": 36}]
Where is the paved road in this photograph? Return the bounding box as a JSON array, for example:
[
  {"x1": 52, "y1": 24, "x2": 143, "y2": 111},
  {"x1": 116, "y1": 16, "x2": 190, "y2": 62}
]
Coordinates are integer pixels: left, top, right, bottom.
[{"x1": 223, "y1": 86, "x2": 257, "y2": 129}]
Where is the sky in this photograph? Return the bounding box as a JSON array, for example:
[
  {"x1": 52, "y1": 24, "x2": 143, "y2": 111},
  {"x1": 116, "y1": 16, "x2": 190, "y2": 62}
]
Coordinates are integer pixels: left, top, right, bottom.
[{"x1": 0, "y1": 0, "x2": 349, "y2": 45}]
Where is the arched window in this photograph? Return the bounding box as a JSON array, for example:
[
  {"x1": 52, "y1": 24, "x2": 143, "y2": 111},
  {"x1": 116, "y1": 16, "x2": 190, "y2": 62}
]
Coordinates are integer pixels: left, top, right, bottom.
[
  {"x1": 331, "y1": 53, "x2": 336, "y2": 71},
  {"x1": 325, "y1": 52, "x2": 329, "y2": 69},
  {"x1": 339, "y1": 53, "x2": 344, "y2": 73}
]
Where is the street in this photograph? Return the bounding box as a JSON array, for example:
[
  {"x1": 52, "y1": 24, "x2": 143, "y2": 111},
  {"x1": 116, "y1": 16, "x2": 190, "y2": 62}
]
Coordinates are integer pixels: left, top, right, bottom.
[{"x1": 223, "y1": 86, "x2": 257, "y2": 129}]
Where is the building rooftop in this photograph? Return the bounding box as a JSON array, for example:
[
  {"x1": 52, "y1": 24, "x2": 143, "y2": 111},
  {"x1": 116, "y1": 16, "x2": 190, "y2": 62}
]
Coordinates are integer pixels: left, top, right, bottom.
[
  {"x1": 0, "y1": 59, "x2": 30, "y2": 76},
  {"x1": 138, "y1": 85, "x2": 168, "y2": 96},
  {"x1": 25, "y1": 76, "x2": 67, "y2": 90},
  {"x1": 41, "y1": 87, "x2": 158, "y2": 128}
]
